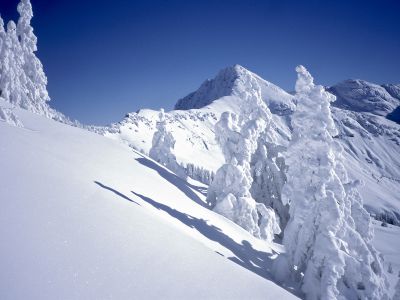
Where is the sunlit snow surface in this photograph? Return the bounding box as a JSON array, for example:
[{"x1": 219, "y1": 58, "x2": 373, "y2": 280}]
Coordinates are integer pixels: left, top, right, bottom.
[{"x1": 372, "y1": 221, "x2": 400, "y2": 297}]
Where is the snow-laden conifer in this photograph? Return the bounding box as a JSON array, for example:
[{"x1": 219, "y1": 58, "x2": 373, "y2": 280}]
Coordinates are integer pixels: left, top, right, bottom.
[
  {"x1": 16, "y1": 0, "x2": 50, "y2": 116},
  {"x1": 0, "y1": 21, "x2": 29, "y2": 108},
  {"x1": 0, "y1": 106, "x2": 23, "y2": 127},
  {"x1": 207, "y1": 75, "x2": 280, "y2": 242},
  {"x1": 250, "y1": 133, "x2": 289, "y2": 228},
  {"x1": 277, "y1": 65, "x2": 388, "y2": 300},
  {"x1": 0, "y1": 15, "x2": 5, "y2": 98},
  {"x1": 149, "y1": 109, "x2": 186, "y2": 179}
]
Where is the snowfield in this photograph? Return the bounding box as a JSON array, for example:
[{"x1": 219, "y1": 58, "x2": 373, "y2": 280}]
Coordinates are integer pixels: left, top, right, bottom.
[{"x1": 0, "y1": 99, "x2": 299, "y2": 299}]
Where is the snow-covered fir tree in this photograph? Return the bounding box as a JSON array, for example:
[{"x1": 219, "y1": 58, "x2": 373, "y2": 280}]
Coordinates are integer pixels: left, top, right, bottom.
[
  {"x1": 149, "y1": 109, "x2": 186, "y2": 179},
  {"x1": 251, "y1": 133, "x2": 289, "y2": 228},
  {"x1": 0, "y1": 20, "x2": 29, "y2": 108},
  {"x1": 275, "y1": 65, "x2": 388, "y2": 300},
  {"x1": 184, "y1": 163, "x2": 214, "y2": 185},
  {"x1": 0, "y1": 106, "x2": 23, "y2": 127},
  {"x1": 207, "y1": 75, "x2": 280, "y2": 242},
  {"x1": 16, "y1": 0, "x2": 50, "y2": 116},
  {"x1": 0, "y1": 15, "x2": 6, "y2": 100}
]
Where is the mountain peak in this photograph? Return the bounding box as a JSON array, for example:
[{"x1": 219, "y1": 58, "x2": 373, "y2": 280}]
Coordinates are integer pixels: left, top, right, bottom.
[
  {"x1": 174, "y1": 65, "x2": 294, "y2": 114},
  {"x1": 221, "y1": 64, "x2": 250, "y2": 75},
  {"x1": 174, "y1": 64, "x2": 246, "y2": 110}
]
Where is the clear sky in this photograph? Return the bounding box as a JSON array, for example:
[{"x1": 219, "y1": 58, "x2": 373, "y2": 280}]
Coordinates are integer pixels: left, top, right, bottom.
[{"x1": 1, "y1": 0, "x2": 399, "y2": 125}]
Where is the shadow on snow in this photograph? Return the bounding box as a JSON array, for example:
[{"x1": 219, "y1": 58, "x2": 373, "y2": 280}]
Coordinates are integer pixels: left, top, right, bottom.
[
  {"x1": 135, "y1": 155, "x2": 208, "y2": 207},
  {"x1": 94, "y1": 181, "x2": 140, "y2": 206}
]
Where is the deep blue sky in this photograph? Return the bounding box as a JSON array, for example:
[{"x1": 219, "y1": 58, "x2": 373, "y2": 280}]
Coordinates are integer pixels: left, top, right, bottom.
[{"x1": 1, "y1": 0, "x2": 399, "y2": 125}]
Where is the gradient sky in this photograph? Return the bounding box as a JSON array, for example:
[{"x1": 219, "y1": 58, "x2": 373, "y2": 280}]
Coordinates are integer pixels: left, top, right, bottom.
[{"x1": 1, "y1": 0, "x2": 399, "y2": 125}]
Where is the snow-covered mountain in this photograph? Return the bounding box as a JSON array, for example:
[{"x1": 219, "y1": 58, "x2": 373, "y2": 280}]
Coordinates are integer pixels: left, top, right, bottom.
[
  {"x1": 175, "y1": 64, "x2": 295, "y2": 116},
  {"x1": 328, "y1": 79, "x2": 400, "y2": 118},
  {"x1": 103, "y1": 65, "x2": 400, "y2": 226}
]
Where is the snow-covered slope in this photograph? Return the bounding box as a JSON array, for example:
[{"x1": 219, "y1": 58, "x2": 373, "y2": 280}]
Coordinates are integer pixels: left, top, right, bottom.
[
  {"x1": 332, "y1": 108, "x2": 400, "y2": 224},
  {"x1": 0, "y1": 99, "x2": 299, "y2": 299},
  {"x1": 103, "y1": 65, "x2": 400, "y2": 226},
  {"x1": 326, "y1": 79, "x2": 400, "y2": 224},
  {"x1": 328, "y1": 79, "x2": 400, "y2": 118}
]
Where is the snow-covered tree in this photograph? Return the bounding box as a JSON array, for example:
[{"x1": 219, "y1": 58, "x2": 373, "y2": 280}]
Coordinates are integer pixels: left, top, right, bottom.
[
  {"x1": 149, "y1": 109, "x2": 186, "y2": 179},
  {"x1": 251, "y1": 133, "x2": 289, "y2": 228},
  {"x1": 0, "y1": 106, "x2": 23, "y2": 127},
  {"x1": 0, "y1": 20, "x2": 29, "y2": 108},
  {"x1": 16, "y1": 0, "x2": 50, "y2": 116},
  {"x1": 207, "y1": 75, "x2": 281, "y2": 242},
  {"x1": 184, "y1": 163, "x2": 214, "y2": 185},
  {"x1": 275, "y1": 65, "x2": 388, "y2": 299},
  {"x1": 0, "y1": 15, "x2": 5, "y2": 98}
]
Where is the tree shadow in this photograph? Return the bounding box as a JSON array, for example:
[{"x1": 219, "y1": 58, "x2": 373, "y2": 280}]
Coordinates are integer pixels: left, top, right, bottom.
[
  {"x1": 131, "y1": 190, "x2": 298, "y2": 297},
  {"x1": 94, "y1": 181, "x2": 140, "y2": 206},
  {"x1": 135, "y1": 155, "x2": 208, "y2": 207}
]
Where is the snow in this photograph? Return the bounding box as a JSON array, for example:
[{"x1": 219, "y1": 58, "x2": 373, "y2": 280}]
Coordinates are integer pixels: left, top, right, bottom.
[
  {"x1": 0, "y1": 99, "x2": 299, "y2": 299},
  {"x1": 372, "y1": 221, "x2": 400, "y2": 298}
]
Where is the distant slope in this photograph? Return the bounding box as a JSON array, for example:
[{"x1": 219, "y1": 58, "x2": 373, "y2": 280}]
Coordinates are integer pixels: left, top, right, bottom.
[
  {"x1": 327, "y1": 80, "x2": 400, "y2": 223},
  {"x1": 0, "y1": 99, "x2": 299, "y2": 299},
  {"x1": 328, "y1": 79, "x2": 400, "y2": 118}
]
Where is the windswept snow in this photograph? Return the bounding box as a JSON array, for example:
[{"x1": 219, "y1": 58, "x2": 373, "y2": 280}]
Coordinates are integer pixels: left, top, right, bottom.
[{"x1": 0, "y1": 99, "x2": 299, "y2": 299}]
